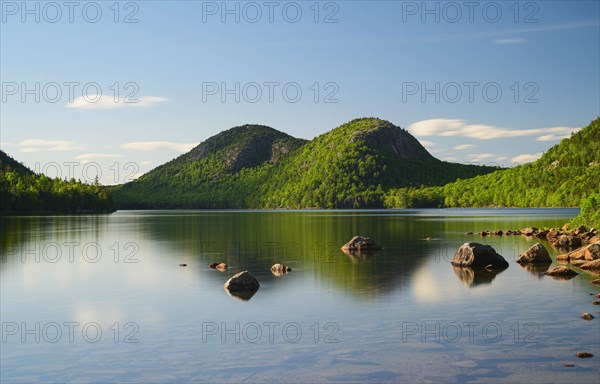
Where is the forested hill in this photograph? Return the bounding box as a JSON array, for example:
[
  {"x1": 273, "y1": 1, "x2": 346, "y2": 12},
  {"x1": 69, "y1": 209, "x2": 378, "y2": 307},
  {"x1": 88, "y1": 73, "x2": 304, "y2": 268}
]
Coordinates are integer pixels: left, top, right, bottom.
[
  {"x1": 112, "y1": 118, "x2": 499, "y2": 209},
  {"x1": 0, "y1": 150, "x2": 114, "y2": 214},
  {"x1": 259, "y1": 118, "x2": 498, "y2": 208},
  {"x1": 111, "y1": 125, "x2": 308, "y2": 208},
  {"x1": 384, "y1": 117, "x2": 600, "y2": 208}
]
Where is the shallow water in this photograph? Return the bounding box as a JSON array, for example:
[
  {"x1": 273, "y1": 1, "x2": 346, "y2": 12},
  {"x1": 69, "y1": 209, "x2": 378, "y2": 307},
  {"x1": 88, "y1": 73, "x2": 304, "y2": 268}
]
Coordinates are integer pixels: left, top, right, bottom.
[{"x1": 1, "y1": 209, "x2": 598, "y2": 383}]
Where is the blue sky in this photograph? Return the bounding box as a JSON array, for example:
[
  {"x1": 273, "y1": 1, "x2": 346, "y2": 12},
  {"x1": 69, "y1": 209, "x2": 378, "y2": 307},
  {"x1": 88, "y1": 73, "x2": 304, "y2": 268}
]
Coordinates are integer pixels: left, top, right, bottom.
[{"x1": 1, "y1": 0, "x2": 599, "y2": 184}]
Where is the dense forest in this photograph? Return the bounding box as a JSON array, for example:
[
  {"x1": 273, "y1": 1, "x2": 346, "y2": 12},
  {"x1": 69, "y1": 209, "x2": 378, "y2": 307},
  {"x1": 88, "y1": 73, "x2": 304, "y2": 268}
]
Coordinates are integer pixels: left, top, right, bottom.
[
  {"x1": 0, "y1": 151, "x2": 114, "y2": 214},
  {"x1": 112, "y1": 118, "x2": 498, "y2": 209},
  {"x1": 384, "y1": 118, "x2": 600, "y2": 209}
]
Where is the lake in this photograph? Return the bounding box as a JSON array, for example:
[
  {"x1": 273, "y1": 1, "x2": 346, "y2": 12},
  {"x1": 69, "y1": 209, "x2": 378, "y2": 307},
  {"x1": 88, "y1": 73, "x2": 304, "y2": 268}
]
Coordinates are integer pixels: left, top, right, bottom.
[{"x1": 1, "y1": 209, "x2": 599, "y2": 383}]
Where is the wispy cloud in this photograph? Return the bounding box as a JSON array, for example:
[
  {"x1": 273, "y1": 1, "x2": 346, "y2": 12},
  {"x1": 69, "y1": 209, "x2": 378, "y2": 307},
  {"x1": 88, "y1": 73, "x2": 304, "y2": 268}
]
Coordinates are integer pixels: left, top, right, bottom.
[
  {"x1": 67, "y1": 96, "x2": 168, "y2": 110},
  {"x1": 75, "y1": 153, "x2": 123, "y2": 161},
  {"x1": 408, "y1": 119, "x2": 580, "y2": 141},
  {"x1": 453, "y1": 144, "x2": 475, "y2": 150},
  {"x1": 512, "y1": 153, "x2": 543, "y2": 164},
  {"x1": 468, "y1": 153, "x2": 496, "y2": 163},
  {"x1": 121, "y1": 141, "x2": 197, "y2": 153},
  {"x1": 18, "y1": 139, "x2": 87, "y2": 153},
  {"x1": 419, "y1": 140, "x2": 435, "y2": 147},
  {"x1": 493, "y1": 38, "x2": 527, "y2": 45}
]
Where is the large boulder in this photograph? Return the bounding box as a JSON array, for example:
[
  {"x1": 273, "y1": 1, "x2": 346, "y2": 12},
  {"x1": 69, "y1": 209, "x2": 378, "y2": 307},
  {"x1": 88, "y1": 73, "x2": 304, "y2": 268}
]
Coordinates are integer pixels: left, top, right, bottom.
[
  {"x1": 224, "y1": 271, "x2": 260, "y2": 293},
  {"x1": 553, "y1": 235, "x2": 582, "y2": 250},
  {"x1": 451, "y1": 243, "x2": 509, "y2": 270},
  {"x1": 340, "y1": 236, "x2": 380, "y2": 252},
  {"x1": 517, "y1": 243, "x2": 551, "y2": 264},
  {"x1": 210, "y1": 262, "x2": 228, "y2": 271}
]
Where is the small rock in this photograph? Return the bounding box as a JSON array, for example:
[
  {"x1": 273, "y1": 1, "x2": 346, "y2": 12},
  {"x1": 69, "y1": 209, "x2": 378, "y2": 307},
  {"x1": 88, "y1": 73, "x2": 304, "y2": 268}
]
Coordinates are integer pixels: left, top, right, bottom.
[
  {"x1": 493, "y1": 230, "x2": 503, "y2": 236},
  {"x1": 466, "y1": 232, "x2": 474, "y2": 235},
  {"x1": 535, "y1": 230, "x2": 550, "y2": 239},
  {"x1": 576, "y1": 352, "x2": 594, "y2": 358},
  {"x1": 553, "y1": 235, "x2": 583, "y2": 250},
  {"x1": 592, "y1": 279, "x2": 600, "y2": 285},
  {"x1": 574, "y1": 225, "x2": 588, "y2": 236},
  {"x1": 579, "y1": 259, "x2": 600, "y2": 272},
  {"x1": 522, "y1": 227, "x2": 538, "y2": 236},
  {"x1": 517, "y1": 243, "x2": 552, "y2": 264},
  {"x1": 224, "y1": 271, "x2": 260, "y2": 292},
  {"x1": 596, "y1": 293, "x2": 600, "y2": 299},
  {"x1": 563, "y1": 363, "x2": 575, "y2": 367},
  {"x1": 581, "y1": 312, "x2": 595, "y2": 320},
  {"x1": 179, "y1": 263, "x2": 187, "y2": 267},
  {"x1": 593, "y1": 301, "x2": 600, "y2": 305},
  {"x1": 584, "y1": 243, "x2": 600, "y2": 260},
  {"x1": 340, "y1": 236, "x2": 380, "y2": 252},
  {"x1": 271, "y1": 263, "x2": 292, "y2": 276},
  {"x1": 209, "y1": 262, "x2": 228, "y2": 271},
  {"x1": 425, "y1": 237, "x2": 433, "y2": 241},
  {"x1": 544, "y1": 266, "x2": 579, "y2": 279}
]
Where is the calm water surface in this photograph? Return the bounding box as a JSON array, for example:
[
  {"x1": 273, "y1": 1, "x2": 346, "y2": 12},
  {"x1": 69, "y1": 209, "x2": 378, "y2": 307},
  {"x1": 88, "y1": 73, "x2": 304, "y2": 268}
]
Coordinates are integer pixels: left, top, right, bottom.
[{"x1": 1, "y1": 209, "x2": 599, "y2": 383}]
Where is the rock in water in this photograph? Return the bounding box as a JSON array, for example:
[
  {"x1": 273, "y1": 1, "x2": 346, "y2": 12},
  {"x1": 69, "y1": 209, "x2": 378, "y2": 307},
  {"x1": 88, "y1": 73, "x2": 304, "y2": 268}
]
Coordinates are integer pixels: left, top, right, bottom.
[
  {"x1": 224, "y1": 271, "x2": 260, "y2": 296},
  {"x1": 579, "y1": 259, "x2": 600, "y2": 273},
  {"x1": 584, "y1": 243, "x2": 600, "y2": 260},
  {"x1": 271, "y1": 263, "x2": 292, "y2": 276},
  {"x1": 544, "y1": 266, "x2": 579, "y2": 279},
  {"x1": 209, "y1": 262, "x2": 228, "y2": 271},
  {"x1": 576, "y1": 352, "x2": 594, "y2": 358},
  {"x1": 451, "y1": 242, "x2": 509, "y2": 270},
  {"x1": 517, "y1": 243, "x2": 552, "y2": 264},
  {"x1": 340, "y1": 236, "x2": 380, "y2": 252},
  {"x1": 522, "y1": 227, "x2": 538, "y2": 236},
  {"x1": 553, "y1": 235, "x2": 582, "y2": 250},
  {"x1": 580, "y1": 312, "x2": 595, "y2": 321}
]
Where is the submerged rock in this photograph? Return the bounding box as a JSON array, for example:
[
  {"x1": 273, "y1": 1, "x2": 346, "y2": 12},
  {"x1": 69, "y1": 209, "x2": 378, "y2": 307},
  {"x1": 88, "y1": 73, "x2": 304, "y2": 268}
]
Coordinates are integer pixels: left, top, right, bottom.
[
  {"x1": 451, "y1": 242, "x2": 509, "y2": 270},
  {"x1": 179, "y1": 263, "x2": 187, "y2": 267},
  {"x1": 517, "y1": 243, "x2": 551, "y2": 264}
]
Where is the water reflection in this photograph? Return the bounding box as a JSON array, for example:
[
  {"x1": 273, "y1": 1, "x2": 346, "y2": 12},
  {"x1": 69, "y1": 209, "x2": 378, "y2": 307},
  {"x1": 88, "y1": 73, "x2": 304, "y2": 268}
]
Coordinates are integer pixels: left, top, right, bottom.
[{"x1": 452, "y1": 266, "x2": 505, "y2": 287}]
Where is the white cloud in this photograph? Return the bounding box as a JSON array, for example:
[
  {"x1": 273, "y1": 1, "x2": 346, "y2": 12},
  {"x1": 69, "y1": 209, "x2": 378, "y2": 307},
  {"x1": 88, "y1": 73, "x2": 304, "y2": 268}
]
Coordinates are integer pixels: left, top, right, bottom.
[
  {"x1": 494, "y1": 38, "x2": 527, "y2": 45},
  {"x1": 18, "y1": 139, "x2": 87, "y2": 153},
  {"x1": 468, "y1": 153, "x2": 496, "y2": 163},
  {"x1": 511, "y1": 153, "x2": 543, "y2": 164},
  {"x1": 442, "y1": 157, "x2": 458, "y2": 162},
  {"x1": 453, "y1": 144, "x2": 474, "y2": 150},
  {"x1": 496, "y1": 156, "x2": 509, "y2": 161},
  {"x1": 419, "y1": 140, "x2": 435, "y2": 146},
  {"x1": 75, "y1": 153, "x2": 123, "y2": 161},
  {"x1": 121, "y1": 141, "x2": 197, "y2": 153},
  {"x1": 140, "y1": 160, "x2": 154, "y2": 166},
  {"x1": 67, "y1": 96, "x2": 168, "y2": 110},
  {"x1": 408, "y1": 119, "x2": 580, "y2": 141}
]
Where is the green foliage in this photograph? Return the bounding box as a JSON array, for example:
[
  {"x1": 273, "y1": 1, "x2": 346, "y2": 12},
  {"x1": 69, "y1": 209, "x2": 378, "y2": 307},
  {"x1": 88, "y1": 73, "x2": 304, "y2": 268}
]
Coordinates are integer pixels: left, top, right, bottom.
[
  {"x1": 569, "y1": 193, "x2": 600, "y2": 228},
  {"x1": 385, "y1": 118, "x2": 600, "y2": 209},
  {"x1": 112, "y1": 118, "x2": 497, "y2": 209},
  {"x1": 0, "y1": 151, "x2": 114, "y2": 214}
]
